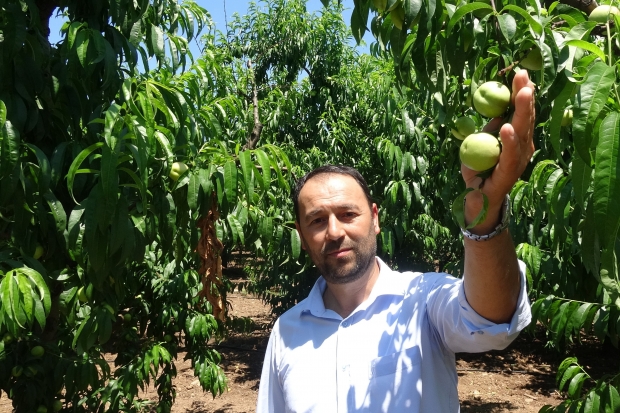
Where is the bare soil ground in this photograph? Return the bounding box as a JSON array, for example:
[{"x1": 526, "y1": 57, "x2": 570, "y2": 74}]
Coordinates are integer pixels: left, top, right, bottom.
[{"x1": 2, "y1": 291, "x2": 615, "y2": 413}]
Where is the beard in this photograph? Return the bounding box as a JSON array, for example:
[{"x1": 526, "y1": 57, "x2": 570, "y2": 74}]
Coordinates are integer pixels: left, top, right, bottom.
[{"x1": 308, "y1": 225, "x2": 378, "y2": 285}]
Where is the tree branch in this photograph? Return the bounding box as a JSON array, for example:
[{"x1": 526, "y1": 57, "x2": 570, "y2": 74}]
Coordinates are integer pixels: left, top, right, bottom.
[{"x1": 244, "y1": 59, "x2": 263, "y2": 151}]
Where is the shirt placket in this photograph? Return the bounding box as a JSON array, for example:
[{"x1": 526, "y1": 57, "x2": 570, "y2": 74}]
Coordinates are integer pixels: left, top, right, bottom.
[{"x1": 336, "y1": 318, "x2": 353, "y2": 413}]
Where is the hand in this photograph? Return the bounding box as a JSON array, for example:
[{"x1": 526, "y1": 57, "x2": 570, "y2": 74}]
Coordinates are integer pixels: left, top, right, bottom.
[{"x1": 462, "y1": 70, "x2": 536, "y2": 231}]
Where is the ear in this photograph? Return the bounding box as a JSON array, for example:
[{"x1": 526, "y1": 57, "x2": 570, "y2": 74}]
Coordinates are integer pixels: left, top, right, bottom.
[
  {"x1": 371, "y1": 204, "x2": 380, "y2": 235},
  {"x1": 294, "y1": 221, "x2": 307, "y2": 250}
]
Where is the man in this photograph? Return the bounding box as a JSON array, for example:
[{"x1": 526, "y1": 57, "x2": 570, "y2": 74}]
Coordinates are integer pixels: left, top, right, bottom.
[{"x1": 256, "y1": 70, "x2": 535, "y2": 412}]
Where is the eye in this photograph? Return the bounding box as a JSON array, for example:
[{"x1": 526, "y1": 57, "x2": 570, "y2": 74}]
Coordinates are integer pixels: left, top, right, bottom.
[{"x1": 310, "y1": 217, "x2": 327, "y2": 225}]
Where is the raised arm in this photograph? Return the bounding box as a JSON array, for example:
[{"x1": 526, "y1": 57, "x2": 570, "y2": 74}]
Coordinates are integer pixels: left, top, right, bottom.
[{"x1": 461, "y1": 70, "x2": 536, "y2": 323}]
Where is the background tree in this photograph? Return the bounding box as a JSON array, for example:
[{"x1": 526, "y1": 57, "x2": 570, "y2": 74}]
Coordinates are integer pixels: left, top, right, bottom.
[{"x1": 0, "y1": 0, "x2": 292, "y2": 411}]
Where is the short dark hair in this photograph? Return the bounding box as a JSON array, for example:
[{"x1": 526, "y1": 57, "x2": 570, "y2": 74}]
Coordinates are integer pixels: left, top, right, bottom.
[{"x1": 292, "y1": 165, "x2": 373, "y2": 222}]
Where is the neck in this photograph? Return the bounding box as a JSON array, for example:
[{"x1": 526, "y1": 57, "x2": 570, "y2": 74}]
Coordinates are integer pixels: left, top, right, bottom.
[{"x1": 323, "y1": 258, "x2": 380, "y2": 318}]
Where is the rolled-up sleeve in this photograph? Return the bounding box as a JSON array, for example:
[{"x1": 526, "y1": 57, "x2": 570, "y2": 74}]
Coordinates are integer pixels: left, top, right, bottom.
[
  {"x1": 257, "y1": 323, "x2": 286, "y2": 413},
  {"x1": 426, "y1": 260, "x2": 531, "y2": 353}
]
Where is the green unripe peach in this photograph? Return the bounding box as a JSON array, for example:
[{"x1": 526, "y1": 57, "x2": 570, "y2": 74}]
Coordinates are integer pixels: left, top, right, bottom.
[
  {"x1": 459, "y1": 133, "x2": 501, "y2": 171},
  {"x1": 3, "y1": 333, "x2": 14, "y2": 343},
  {"x1": 77, "y1": 287, "x2": 88, "y2": 303},
  {"x1": 520, "y1": 47, "x2": 543, "y2": 71},
  {"x1": 561, "y1": 109, "x2": 573, "y2": 127},
  {"x1": 164, "y1": 334, "x2": 172, "y2": 342},
  {"x1": 31, "y1": 345, "x2": 45, "y2": 358},
  {"x1": 36, "y1": 405, "x2": 48, "y2": 413},
  {"x1": 169, "y1": 162, "x2": 189, "y2": 181},
  {"x1": 589, "y1": 5, "x2": 620, "y2": 22},
  {"x1": 52, "y1": 400, "x2": 63, "y2": 412},
  {"x1": 451, "y1": 117, "x2": 476, "y2": 140},
  {"x1": 33, "y1": 244, "x2": 45, "y2": 260},
  {"x1": 473, "y1": 81, "x2": 511, "y2": 118},
  {"x1": 11, "y1": 366, "x2": 23, "y2": 377},
  {"x1": 123, "y1": 313, "x2": 132, "y2": 323}
]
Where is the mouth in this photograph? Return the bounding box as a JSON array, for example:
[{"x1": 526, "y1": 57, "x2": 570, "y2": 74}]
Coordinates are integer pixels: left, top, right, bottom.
[{"x1": 326, "y1": 248, "x2": 352, "y2": 258}]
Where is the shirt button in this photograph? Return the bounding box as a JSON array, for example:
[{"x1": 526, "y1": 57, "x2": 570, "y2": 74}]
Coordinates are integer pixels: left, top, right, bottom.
[{"x1": 342, "y1": 321, "x2": 349, "y2": 327}]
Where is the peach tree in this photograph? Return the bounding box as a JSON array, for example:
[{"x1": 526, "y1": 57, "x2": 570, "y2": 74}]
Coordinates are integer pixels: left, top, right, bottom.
[
  {"x1": 0, "y1": 0, "x2": 291, "y2": 411},
  {"x1": 347, "y1": 0, "x2": 620, "y2": 410}
]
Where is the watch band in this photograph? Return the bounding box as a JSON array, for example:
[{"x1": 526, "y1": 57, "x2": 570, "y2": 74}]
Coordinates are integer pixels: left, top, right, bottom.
[{"x1": 461, "y1": 195, "x2": 511, "y2": 241}]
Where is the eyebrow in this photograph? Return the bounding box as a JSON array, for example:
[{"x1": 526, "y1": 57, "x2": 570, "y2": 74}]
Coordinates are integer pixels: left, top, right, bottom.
[{"x1": 303, "y1": 204, "x2": 362, "y2": 222}]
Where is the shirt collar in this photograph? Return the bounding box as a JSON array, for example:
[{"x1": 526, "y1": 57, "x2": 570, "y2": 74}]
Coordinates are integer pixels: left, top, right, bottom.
[{"x1": 300, "y1": 257, "x2": 410, "y2": 319}]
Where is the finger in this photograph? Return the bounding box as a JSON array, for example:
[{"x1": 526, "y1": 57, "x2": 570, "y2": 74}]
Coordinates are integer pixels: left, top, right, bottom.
[
  {"x1": 511, "y1": 86, "x2": 535, "y2": 157},
  {"x1": 511, "y1": 70, "x2": 535, "y2": 105}
]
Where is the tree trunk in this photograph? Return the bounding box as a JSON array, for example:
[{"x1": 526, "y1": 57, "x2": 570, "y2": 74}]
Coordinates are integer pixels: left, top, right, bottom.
[
  {"x1": 244, "y1": 60, "x2": 263, "y2": 150},
  {"x1": 35, "y1": 0, "x2": 59, "y2": 38}
]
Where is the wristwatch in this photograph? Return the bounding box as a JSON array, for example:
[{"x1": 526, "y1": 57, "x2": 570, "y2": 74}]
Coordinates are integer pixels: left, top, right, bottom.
[{"x1": 461, "y1": 195, "x2": 511, "y2": 241}]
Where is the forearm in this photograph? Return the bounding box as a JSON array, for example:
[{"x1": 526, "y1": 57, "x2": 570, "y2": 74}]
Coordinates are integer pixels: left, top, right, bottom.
[{"x1": 462, "y1": 191, "x2": 521, "y2": 324}]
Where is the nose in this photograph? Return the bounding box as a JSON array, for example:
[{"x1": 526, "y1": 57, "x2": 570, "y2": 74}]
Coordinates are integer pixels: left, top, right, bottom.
[{"x1": 326, "y1": 214, "x2": 345, "y2": 240}]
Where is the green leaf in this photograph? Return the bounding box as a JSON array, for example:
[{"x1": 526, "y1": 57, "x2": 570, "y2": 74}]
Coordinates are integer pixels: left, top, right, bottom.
[
  {"x1": 290, "y1": 228, "x2": 301, "y2": 260},
  {"x1": 151, "y1": 25, "x2": 165, "y2": 58},
  {"x1": 260, "y1": 217, "x2": 273, "y2": 243},
  {"x1": 227, "y1": 215, "x2": 244, "y2": 245},
  {"x1": 75, "y1": 29, "x2": 90, "y2": 67},
  {"x1": 0, "y1": 120, "x2": 21, "y2": 178},
  {"x1": 187, "y1": 171, "x2": 200, "y2": 211},
  {"x1": 566, "y1": 303, "x2": 593, "y2": 342},
  {"x1": 403, "y1": 0, "x2": 423, "y2": 26},
  {"x1": 500, "y1": 5, "x2": 543, "y2": 35},
  {"x1": 447, "y1": 3, "x2": 494, "y2": 35},
  {"x1": 548, "y1": 76, "x2": 575, "y2": 157},
  {"x1": 0, "y1": 100, "x2": 6, "y2": 126},
  {"x1": 573, "y1": 62, "x2": 615, "y2": 166},
  {"x1": 44, "y1": 189, "x2": 68, "y2": 239},
  {"x1": 67, "y1": 22, "x2": 83, "y2": 49},
  {"x1": 567, "y1": 372, "x2": 587, "y2": 399},
  {"x1": 559, "y1": 365, "x2": 581, "y2": 391},
  {"x1": 452, "y1": 188, "x2": 487, "y2": 229},
  {"x1": 496, "y1": 14, "x2": 517, "y2": 41},
  {"x1": 564, "y1": 39, "x2": 607, "y2": 63},
  {"x1": 350, "y1": 3, "x2": 369, "y2": 45},
  {"x1": 25, "y1": 143, "x2": 51, "y2": 193},
  {"x1": 583, "y1": 388, "x2": 601, "y2": 413},
  {"x1": 239, "y1": 150, "x2": 254, "y2": 202},
  {"x1": 593, "y1": 112, "x2": 620, "y2": 248},
  {"x1": 223, "y1": 160, "x2": 238, "y2": 204},
  {"x1": 601, "y1": 384, "x2": 620, "y2": 413},
  {"x1": 16, "y1": 274, "x2": 34, "y2": 327},
  {"x1": 572, "y1": 147, "x2": 592, "y2": 209},
  {"x1": 66, "y1": 142, "x2": 104, "y2": 202},
  {"x1": 154, "y1": 131, "x2": 174, "y2": 171}
]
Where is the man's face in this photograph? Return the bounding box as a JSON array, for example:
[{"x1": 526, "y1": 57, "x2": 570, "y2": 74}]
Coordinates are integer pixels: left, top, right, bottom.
[{"x1": 295, "y1": 173, "x2": 380, "y2": 284}]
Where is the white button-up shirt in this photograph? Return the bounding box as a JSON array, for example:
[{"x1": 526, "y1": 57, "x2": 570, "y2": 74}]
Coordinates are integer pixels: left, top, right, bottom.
[{"x1": 257, "y1": 258, "x2": 531, "y2": 412}]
